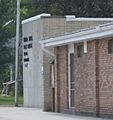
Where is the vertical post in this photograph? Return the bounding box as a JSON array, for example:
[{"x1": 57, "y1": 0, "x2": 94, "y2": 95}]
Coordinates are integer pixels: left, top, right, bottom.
[
  {"x1": 10, "y1": 64, "x2": 13, "y2": 82},
  {"x1": 15, "y1": 0, "x2": 20, "y2": 107},
  {"x1": 84, "y1": 41, "x2": 88, "y2": 53}
]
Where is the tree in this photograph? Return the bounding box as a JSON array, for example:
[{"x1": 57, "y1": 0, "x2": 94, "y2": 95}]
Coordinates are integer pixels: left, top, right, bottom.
[
  {"x1": 0, "y1": 0, "x2": 16, "y2": 88},
  {"x1": 0, "y1": 0, "x2": 113, "y2": 91},
  {"x1": 20, "y1": 0, "x2": 113, "y2": 18},
  {"x1": 64, "y1": 0, "x2": 113, "y2": 17}
]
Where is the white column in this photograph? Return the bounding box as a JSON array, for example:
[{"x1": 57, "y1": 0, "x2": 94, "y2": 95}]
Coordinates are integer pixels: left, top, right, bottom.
[{"x1": 84, "y1": 41, "x2": 88, "y2": 53}]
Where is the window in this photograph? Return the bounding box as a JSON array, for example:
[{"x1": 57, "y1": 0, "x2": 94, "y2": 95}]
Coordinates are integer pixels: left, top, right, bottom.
[
  {"x1": 77, "y1": 44, "x2": 83, "y2": 57},
  {"x1": 28, "y1": 43, "x2": 32, "y2": 48},
  {"x1": 70, "y1": 53, "x2": 75, "y2": 107},
  {"x1": 50, "y1": 61, "x2": 55, "y2": 88},
  {"x1": 24, "y1": 45, "x2": 27, "y2": 49},
  {"x1": 68, "y1": 44, "x2": 75, "y2": 108},
  {"x1": 24, "y1": 58, "x2": 29, "y2": 62},
  {"x1": 108, "y1": 40, "x2": 113, "y2": 54},
  {"x1": 24, "y1": 52, "x2": 28, "y2": 56},
  {"x1": 23, "y1": 37, "x2": 28, "y2": 42},
  {"x1": 29, "y1": 36, "x2": 33, "y2": 41}
]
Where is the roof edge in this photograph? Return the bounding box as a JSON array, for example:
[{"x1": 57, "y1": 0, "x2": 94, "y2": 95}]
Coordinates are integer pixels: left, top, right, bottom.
[
  {"x1": 66, "y1": 17, "x2": 113, "y2": 21},
  {"x1": 22, "y1": 13, "x2": 51, "y2": 24},
  {"x1": 22, "y1": 13, "x2": 113, "y2": 24}
]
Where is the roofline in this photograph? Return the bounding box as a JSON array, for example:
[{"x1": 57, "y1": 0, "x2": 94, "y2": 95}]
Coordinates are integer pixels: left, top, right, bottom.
[
  {"x1": 40, "y1": 22, "x2": 113, "y2": 47},
  {"x1": 22, "y1": 13, "x2": 51, "y2": 24},
  {"x1": 22, "y1": 13, "x2": 113, "y2": 24},
  {"x1": 66, "y1": 17, "x2": 113, "y2": 21}
]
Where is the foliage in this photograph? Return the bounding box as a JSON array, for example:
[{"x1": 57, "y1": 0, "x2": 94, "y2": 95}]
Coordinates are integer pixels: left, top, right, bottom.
[
  {"x1": 64, "y1": 0, "x2": 113, "y2": 17},
  {"x1": 0, "y1": 0, "x2": 113, "y2": 95},
  {"x1": 20, "y1": 0, "x2": 113, "y2": 18},
  {"x1": 0, "y1": 0, "x2": 16, "y2": 88}
]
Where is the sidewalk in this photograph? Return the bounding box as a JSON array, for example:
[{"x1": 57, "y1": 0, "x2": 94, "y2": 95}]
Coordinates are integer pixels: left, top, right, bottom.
[{"x1": 0, "y1": 107, "x2": 110, "y2": 120}]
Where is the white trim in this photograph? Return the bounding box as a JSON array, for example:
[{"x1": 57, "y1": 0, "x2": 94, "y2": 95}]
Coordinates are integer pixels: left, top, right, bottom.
[
  {"x1": 68, "y1": 44, "x2": 74, "y2": 108},
  {"x1": 40, "y1": 22, "x2": 113, "y2": 47},
  {"x1": 22, "y1": 13, "x2": 51, "y2": 24},
  {"x1": 66, "y1": 17, "x2": 113, "y2": 22},
  {"x1": 66, "y1": 15, "x2": 76, "y2": 21},
  {"x1": 84, "y1": 41, "x2": 88, "y2": 53}
]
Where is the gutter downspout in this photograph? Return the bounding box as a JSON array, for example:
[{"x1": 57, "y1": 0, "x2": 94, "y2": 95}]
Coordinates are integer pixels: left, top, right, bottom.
[{"x1": 40, "y1": 42, "x2": 55, "y2": 112}]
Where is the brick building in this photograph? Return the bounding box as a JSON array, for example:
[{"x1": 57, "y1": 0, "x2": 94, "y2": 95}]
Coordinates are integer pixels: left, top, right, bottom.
[
  {"x1": 22, "y1": 14, "x2": 113, "y2": 118},
  {"x1": 40, "y1": 22, "x2": 113, "y2": 119}
]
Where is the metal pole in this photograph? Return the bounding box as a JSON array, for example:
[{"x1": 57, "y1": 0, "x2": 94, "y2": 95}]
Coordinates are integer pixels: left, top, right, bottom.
[
  {"x1": 15, "y1": 0, "x2": 20, "y2": 107},
  {"x1": 10, "y1": 64, "x2": 13, "y2": 82}
]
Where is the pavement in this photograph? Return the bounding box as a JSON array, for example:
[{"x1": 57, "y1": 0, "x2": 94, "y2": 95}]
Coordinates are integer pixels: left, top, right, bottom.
[{"x1": 0, "y1": 107, "x2": 110, "y2": 120}]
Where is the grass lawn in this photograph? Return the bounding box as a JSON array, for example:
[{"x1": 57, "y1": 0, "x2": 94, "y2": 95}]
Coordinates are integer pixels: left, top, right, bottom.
[{"x1": 0, "y1": 95, "x2": 23, "y2": 105}]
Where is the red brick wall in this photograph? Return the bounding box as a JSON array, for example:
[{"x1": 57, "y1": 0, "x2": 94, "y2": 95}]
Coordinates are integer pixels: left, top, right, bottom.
[
  {"x1": 54, "y1": 39, "x2": 113, "y2": 117},
  {"x1": 54, "y1": 46, "x2": 68, "y2": 112},
  {"x1": 55, "y1": 42, "x2": 97, "y2": 113},
  {"x1": 74, "y1": 41, "x2": 97, "y2": 113},
  {"x1": 99, "y1": 39, "x2": 113, "y2": 115}
]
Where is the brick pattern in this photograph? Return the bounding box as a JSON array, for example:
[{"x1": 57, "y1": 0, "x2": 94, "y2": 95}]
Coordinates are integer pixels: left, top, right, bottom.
[
  {"x1": 98, "y1": 39, "x2": 113, "y2": 115},
  {"x1": 54, "y1": 46, "x2": 68, "y2": 112},
  {"x1": 42, "y1": 17, "x2": 113, "y2": 112},
  {"x1": 95, "y1": 40, "x2": 100, "y2": 117},
  {"x1": 43, "y1": 53, "x2": 53, "y2": 111},
  {"x1": 42, "y1": 18, "x2": 108, "y2": 40},
  {"x1": 54, "y1": 42, "x2": 97, "y2": 113},
  {"x1": 54, "y1": 39, "x2": 113, "y2": 117},
  {"x1": 74, "y1": 41, "x2": 96, "y2": 113},
  {"x1": 54, "y1": 47, "x2": 60, "y2": 112}
]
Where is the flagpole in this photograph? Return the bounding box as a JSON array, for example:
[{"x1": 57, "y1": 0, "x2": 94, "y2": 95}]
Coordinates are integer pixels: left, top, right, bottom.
[{"x1": 15, "y1": 0, "x2": 20, "y2": 107}]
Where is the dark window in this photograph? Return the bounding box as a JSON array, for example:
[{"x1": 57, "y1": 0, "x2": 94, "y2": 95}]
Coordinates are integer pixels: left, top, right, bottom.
[
  {"x1": 108, "y1": 40, "x2": 113, "y2": 54},
  {"x1": 24, "y1": 45, "x2": 27, "y2": 49},
  {"x1": 24, "y1": 58, "x2": 29, "y2": 62},
  {"x1": 70, "y1": 54, "x2": 74, "y2": 82},
  {"x1": 29, "y1": 36, "x2": 33, "y2": 41},
  {"x1": 77, "y1": 44, "x2": 83, "y2": 57},
  {"x1": 71, "y1": 90, "x2": 75, "y2": 107},
  {"x1": 24, "y1": 52, "x2": 28, "y2": 56},
  {"x1": 28, "y1": 44, "x2": 32, "y2": 48},
  {"x1": 70, "y1": 53, "x2": 75, "y2": 108},
  {"x1": 50, "y1": 61, "x2": 55, "y2": 88},
  {"x1": 23, "y1": 37, "x2": 28, "y2": 42},
  {"x1": 25, "y1": 63, "x2": 28, "y2": 67}
]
